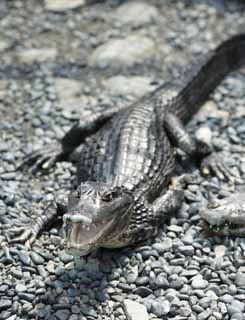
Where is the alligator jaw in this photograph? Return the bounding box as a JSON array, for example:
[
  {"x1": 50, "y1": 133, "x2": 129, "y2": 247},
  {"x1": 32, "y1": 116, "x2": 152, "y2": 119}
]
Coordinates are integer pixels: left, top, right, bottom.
[{"x1": 201, "y1": 193, "x2": 245, "y2": 236}]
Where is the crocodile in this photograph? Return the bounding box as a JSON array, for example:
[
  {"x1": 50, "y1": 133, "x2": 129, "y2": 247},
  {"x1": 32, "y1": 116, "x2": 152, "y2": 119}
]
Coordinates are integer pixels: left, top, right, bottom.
[{"x1": 10, "y1": 34, "x2": 245, "y2": 256}]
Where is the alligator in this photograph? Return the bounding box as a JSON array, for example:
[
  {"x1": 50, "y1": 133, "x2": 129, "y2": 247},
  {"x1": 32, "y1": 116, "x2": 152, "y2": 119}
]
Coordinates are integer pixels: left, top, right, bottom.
[{"x1": 9, "y1": 34, "x2": 245, "y2": 256}]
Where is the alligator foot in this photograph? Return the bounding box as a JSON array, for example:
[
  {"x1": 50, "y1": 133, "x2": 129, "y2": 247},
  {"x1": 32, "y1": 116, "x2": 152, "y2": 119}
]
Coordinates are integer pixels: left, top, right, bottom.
[
  {"x1": 6, "y1": 202, "x2": 66, "y2": 247},
  {"x1": 20, "y1": 142, "x2": 64, "y2": 173},
  {"x1": 7, "y1": 225, "x2": 38, "y2": 248},
  {"x1": 201, "y1": 152, "x2": 241, "y2": 183}
]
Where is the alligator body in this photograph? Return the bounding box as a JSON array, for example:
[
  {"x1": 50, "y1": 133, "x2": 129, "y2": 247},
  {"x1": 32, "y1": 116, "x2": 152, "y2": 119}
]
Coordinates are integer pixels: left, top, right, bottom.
[{"x1": 11, "y1": 34, "x2": 245, "y2": 255}]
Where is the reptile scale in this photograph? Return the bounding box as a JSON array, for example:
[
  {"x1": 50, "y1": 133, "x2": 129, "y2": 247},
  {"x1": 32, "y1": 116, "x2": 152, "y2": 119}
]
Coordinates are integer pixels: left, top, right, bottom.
[{"x1": 10, "y1": 34, "x2": 245, "y2": 256}]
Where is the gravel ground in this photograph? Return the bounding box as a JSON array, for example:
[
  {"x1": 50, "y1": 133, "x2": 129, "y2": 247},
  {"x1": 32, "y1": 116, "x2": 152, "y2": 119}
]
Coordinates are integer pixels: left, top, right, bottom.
[{"x1": 0, "y1": 1, "x2": 245, "y2": 319}]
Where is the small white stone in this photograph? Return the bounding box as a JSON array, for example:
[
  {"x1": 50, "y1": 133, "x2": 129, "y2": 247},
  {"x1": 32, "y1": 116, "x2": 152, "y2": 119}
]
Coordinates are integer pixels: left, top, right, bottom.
[
  {"x1": 195, "y1": 126, "x2": 212, "y2": 145},
  {"x1": 45, "y1": 0, "x2": 85, "y2": 12},
  {"x1": 114, "y1": 2, "x2": 158, "y2": 26},
  {"x1": 123, "y1": 299, "x2": 148, "y2": 320},
  {"x1": 16, "y1": 48, "x2": 57, "y2": 64},
  {"x1": 55, "y1": 78, "x2": 82, "y2": 102},
  {"x1": 103, "y1": 75, "x2": 156, "y2": 99},
  {"x1": 89, "y1": 35, "x2": 155, "y2": 68},
  {"x1": 214, "y1": 245, "x2": 226, "y2": 257}
]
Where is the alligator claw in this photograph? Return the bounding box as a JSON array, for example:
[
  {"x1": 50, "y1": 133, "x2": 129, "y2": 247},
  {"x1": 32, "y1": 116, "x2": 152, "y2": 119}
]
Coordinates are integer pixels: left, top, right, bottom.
[
  {"x1": 201, "y1": 153, "x2": 240, "y2": 183},
  {"x1": 20, "y1": 143, "x2": 63, "y2": 173}
]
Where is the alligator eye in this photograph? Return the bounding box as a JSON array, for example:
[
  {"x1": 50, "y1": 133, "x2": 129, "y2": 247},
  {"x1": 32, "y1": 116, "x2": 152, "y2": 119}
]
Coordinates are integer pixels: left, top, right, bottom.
[
  {"x1": 102, "y1": 192, "x2": 113, "y2": 202},
  {"x1": 102, "y1": 189, "x2": 120, "y2": 202}
]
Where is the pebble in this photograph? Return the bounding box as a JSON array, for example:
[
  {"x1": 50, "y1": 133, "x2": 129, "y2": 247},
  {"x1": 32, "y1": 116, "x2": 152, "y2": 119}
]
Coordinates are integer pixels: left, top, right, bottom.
[
  {"x1": 16, "y1": 48, "x2": 58, "y2": 64},
  {"x1": 89, "y1": 35, "x2": 155, "y2": 68},
  {"x1": 198, "y1": 309, "x2": 211, "y2": 320},
  {"x1": 0, "y1": 300, "x2": 11, "y2": 311},
  {"x1": 191, "y1": 275, "x2": 209, "y2": 289},
  {"x1": 235, "y1": 271, "x2": 245, "y2": 286},
  {"x1": 123, "y1": 299, "x2": 148, "y2": 320},
  {"x1": 214, "y1": 245, "x2": 226, "y2": 257},
  {"x1": 15, "y1": 283, "x2": 27, "y2": 293},
  {"x1": 152, "y1": 238, "x2": 173, "y2": 252},
  {"x1": 114, "y1": 2, "x2": 158, "y2": 26},
  {"x1": 44, "y1": 0, "x2": 85, "y2": 11},
  {"x1": 54, "y1": 78, "x2": 82, "y2": 105},
  {"x1": 18, "y1": 251, "x2": 32, "y2": 266},
  {"x1": 151, "y1": 300, "x2": 170, "y2": 317},
  {"x1": 195, "y1": 126, "x2": 212, "y2": 145}
]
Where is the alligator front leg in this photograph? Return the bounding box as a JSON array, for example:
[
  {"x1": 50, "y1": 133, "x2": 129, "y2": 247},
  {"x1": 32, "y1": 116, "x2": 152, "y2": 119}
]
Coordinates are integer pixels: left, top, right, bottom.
[
  {"x1": 152, "y1": 189, "x2": 184, "y2": 221},
  {"x1": 7, "y1": 202, "x2": 67, "y2": 246},
  {"x1": 164, "y1": 112, "x2": 239, "y2": 182},
  {"x1": 22, "y1": 104, "x2": 128, "y2": 173}
]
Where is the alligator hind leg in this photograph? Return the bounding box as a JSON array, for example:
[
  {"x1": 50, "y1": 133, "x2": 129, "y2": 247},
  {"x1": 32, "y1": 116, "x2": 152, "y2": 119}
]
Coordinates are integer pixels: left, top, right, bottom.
[
  {"x1": 21, "y1": 104, "x2": 127, "y2": 173},
  {"x1": 164, "y1": 112, "x2": 239, "y2": 182},
  {"x1": 7, "y1": 202, "x2": 67, "y2": 246}
]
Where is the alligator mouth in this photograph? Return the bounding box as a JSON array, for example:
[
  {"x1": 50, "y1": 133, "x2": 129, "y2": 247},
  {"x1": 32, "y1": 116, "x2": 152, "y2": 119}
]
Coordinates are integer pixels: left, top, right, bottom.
[
  {"x1": 202, "y1": 220, "x2": 245, "y2": 235},
  {"x1": 64, "y1": 216, "x2": 114, "y2": 256}
]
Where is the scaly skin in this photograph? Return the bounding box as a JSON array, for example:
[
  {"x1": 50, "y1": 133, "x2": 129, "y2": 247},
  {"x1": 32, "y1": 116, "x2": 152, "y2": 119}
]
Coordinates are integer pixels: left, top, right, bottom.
[
  {"x1": 9, "y1": 34, "x2": 245, "y2": 255},
  {"x1": 201, "y1": 193, "x2": 245, "y2": 236}
]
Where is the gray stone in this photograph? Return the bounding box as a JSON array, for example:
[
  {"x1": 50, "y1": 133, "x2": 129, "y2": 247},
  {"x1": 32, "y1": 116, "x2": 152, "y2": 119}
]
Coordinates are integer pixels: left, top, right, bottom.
[
  {"x1": 231, "y1": 313, "x2": 243, "y2": 320},
  {"x1": 15, "y1": 283, "x2": 27, "y2": 293},
  {"x1": 89, "y1": 35, "x2": 155, "y2": 68},
  {"x1": 151, "y1": 300, "x2": 170, "y2": 317},
  {"x1": 44, "y1": 0, "x2": 85, "y2": 11},
  {"x1": 123, "y1": 299, "x2": 148, "y2": 320},
  {"x1": 54, "y1": 309, "x2": 70, "y2": 320},
  {"x1": 18, "y1": 251, "x2": 32, "y2": 266},
  {"x1": 197, "y1": 309, "x2": 211, "y2": 320},
  {"x1": 0, "y1": 300, "x2": 11, "y2": 311},
  {"x1": 191, "y1": 275, "x2": 208, "y2": 289},
  {"x1": 179, "y1": 245, "x2": 195, "y2": 256},
  {"x1": 235, "y1": 271, "x2": 245, "y2": 286},
  {"x1": 219, "y1": 294, "x2": 233, "y2": 304},
  {"x1": 30, "y1": 252, "x2": 45, "y2": 265},
  {"x1": 114, "y1": 2, "x2": 158, "y2": 26},
  {"x1": 231, "y1": 300, "x2": 244, "y2": 312}
]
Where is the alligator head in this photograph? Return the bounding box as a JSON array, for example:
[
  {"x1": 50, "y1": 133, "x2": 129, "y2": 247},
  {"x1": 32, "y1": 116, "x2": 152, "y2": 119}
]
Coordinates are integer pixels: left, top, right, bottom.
[
  {"x1": 63, "y1": 181, "x2": 134, "y2": 256},
  {"x1": 200, "y1": 193, "x2": 245, "y2": 236}
]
